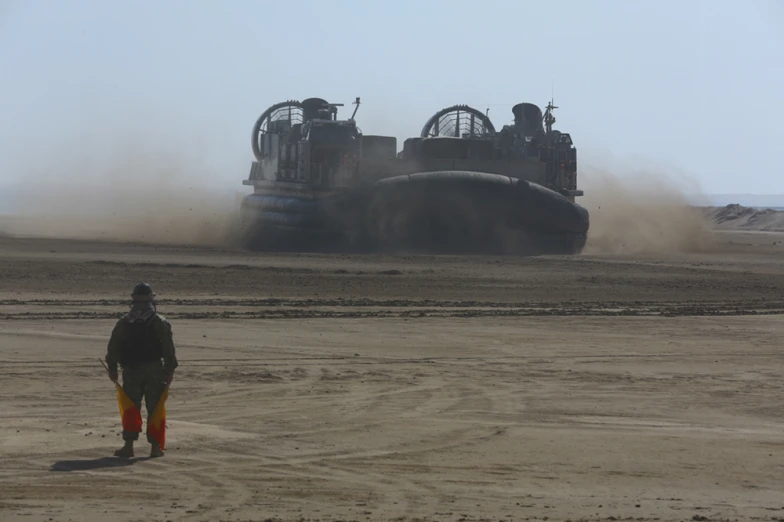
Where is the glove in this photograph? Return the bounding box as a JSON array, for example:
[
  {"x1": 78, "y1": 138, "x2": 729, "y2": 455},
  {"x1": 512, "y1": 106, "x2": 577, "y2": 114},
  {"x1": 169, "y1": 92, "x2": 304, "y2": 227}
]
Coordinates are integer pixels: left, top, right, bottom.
[
  {"x1": 164, "y1": 373, "x2": 173, "y2": 386},
  {"x1": 108, "y1": 370, "x2": 118, "y2": 382}
]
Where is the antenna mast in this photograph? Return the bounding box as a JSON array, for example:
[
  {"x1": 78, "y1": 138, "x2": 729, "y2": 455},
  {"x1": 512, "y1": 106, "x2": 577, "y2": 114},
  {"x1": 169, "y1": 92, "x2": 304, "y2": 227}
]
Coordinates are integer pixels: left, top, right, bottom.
[
  {"x1": 544, "y1": 83, "x2": 557, "y2": 134},
  {"x1": 350, "y1": 97, "x2": 361, "y2": 121}
]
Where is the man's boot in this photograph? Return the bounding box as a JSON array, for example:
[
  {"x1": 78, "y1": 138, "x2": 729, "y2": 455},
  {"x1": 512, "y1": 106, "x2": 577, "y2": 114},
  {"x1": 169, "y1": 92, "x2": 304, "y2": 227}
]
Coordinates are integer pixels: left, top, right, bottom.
[
  {"x1": 150, "y1": 442, "x2": 164, "y2": 458},
  {"x1": 114, "y1": 440, "x2": 134, "y2": 458}
]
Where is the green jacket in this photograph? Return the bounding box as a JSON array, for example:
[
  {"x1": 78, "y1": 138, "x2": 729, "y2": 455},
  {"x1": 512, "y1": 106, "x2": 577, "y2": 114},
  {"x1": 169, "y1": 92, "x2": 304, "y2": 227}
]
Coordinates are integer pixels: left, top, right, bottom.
[{"x1": 105, "y1": 314, "x2": 179, "y2": 375}]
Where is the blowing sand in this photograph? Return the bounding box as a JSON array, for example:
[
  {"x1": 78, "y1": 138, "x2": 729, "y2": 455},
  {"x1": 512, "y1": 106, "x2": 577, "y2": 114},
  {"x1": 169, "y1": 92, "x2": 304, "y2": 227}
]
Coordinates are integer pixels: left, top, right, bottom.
[
  {"x1": 1, "y1": 222, "x2": 783, "y2": 521},
  {"x1": 0, "y1": 134, "x2": 246, "y2": 248},
  {"x1": 578, "y1": 165, "x2": 715, "y2": 255}
]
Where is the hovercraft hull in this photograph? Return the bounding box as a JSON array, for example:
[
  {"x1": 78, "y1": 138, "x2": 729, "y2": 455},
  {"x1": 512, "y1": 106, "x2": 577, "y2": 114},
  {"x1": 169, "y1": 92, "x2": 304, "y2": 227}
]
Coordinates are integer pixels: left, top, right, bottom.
[{"x1": 240, "y1": 171, "x2": 589, "y2": 255}]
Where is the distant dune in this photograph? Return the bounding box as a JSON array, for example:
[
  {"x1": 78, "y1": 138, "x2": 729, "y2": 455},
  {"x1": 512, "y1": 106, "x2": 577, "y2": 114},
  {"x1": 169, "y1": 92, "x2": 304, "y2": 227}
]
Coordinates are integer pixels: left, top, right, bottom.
[
  {"x1": 703, "y1": 204, "x2": 784, "y2": 232},
  {"x1": 699, "y1": 194, "x2": 784, "y2": 208}
]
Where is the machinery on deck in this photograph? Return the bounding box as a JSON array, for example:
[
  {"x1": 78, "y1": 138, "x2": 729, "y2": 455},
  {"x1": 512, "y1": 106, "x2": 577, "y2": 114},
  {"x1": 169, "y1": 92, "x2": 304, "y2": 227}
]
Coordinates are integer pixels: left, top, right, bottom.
[{"x1": 239, "y1": 96, "x2": 589, "y2": 255}]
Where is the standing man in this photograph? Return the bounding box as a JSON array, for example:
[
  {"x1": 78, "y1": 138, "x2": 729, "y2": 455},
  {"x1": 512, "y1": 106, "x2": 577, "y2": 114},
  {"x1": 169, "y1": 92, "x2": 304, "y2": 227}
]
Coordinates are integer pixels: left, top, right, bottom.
[{"x1": 105, "y1": 282, "x2": 178, "y2": 458}]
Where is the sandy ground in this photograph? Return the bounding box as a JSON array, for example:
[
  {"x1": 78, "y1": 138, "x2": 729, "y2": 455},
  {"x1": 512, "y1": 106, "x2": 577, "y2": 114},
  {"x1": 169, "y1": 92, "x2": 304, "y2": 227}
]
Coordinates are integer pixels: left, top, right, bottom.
[{"x1": 1, "y1": 229, "x2": 783, "y2": 522}]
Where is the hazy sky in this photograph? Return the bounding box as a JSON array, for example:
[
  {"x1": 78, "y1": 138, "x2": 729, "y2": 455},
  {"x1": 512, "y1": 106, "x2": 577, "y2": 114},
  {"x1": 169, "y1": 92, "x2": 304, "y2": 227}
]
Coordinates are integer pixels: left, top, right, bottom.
[{"x1": 1, "y1": 0, "x2": 782, "y2": 195}]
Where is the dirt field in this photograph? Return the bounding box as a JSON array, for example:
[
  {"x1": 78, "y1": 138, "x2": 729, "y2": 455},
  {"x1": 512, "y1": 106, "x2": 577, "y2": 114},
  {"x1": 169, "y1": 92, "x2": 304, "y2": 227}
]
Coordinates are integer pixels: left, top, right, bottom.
[{"x1": 1, "y1": 229, "x2": 783, "y2": 522}]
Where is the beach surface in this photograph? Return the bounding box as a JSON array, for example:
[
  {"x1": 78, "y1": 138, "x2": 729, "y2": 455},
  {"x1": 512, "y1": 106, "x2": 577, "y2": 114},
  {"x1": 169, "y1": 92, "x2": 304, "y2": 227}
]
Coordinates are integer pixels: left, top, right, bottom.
[{"x1": 0, "y1": 209, "x2": 782, "y2": 522}]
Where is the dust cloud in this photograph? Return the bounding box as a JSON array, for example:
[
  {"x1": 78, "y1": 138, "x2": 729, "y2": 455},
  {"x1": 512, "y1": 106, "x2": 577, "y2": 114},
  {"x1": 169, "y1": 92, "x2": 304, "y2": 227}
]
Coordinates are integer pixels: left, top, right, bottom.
[
  {"x1": 579, "y1": 159, "x2": 715, "y2": 255},
  {"x1": 1, "y1": 127, "x2": 718, "y2": 256},
  {"x1": 0, "y1": 132, "x2": 248, "y2": 248}
]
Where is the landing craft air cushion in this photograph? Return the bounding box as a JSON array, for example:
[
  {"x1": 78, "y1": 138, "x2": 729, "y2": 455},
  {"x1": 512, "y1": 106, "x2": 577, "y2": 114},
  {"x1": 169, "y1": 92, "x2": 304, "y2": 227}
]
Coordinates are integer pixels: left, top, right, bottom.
[{"x1": 239, "y1": 97, "x2": 590, "y2": 254}]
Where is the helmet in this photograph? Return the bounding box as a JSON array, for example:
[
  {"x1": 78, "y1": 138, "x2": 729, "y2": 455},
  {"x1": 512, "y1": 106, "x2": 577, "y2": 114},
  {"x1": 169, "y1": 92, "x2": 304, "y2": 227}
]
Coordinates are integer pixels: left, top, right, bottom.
[{"x1": 131, "y1": 282, "x2": 156, "y2": 302}]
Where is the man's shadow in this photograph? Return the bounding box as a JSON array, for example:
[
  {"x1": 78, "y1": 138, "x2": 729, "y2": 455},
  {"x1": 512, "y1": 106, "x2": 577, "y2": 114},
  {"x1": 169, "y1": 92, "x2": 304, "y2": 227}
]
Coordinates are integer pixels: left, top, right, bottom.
[{"x1": 50, "y1": 456, "x2": 150, "y2": 472}]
